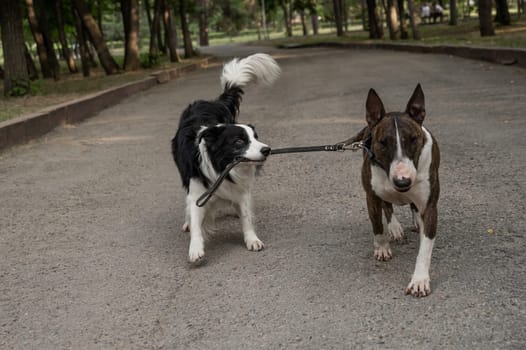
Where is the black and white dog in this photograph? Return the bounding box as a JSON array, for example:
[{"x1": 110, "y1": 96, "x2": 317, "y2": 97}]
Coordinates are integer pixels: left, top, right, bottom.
[
  {"x1": 345, "y1": 85, "x2": 440, "y2": 297},
  {"x1": 171, "y1": 53, "x2": 280, "y2": 264}
]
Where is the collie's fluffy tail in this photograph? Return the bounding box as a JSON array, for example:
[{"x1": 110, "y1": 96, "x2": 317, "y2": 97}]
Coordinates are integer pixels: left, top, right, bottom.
[
  {"x1": 218, "y1": 53, "x2": 280, "y2": 119},
  {"x1": 220, "y1": 53, "x2": 281, "y2": 90}
]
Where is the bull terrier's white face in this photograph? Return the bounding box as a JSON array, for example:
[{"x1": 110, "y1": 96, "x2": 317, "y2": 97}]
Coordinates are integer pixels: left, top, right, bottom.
[{"x1": 365, "y1": 85, "x2": 427, "y2": 192}]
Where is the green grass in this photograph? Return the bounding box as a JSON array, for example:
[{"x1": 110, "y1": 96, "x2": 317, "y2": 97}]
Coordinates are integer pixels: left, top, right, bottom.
[{"x1": 0, "y1": 55, "x2": 207, "y2": 122}]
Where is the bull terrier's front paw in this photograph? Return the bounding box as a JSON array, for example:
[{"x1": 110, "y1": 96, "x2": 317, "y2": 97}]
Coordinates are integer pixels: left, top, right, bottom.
[
  {"x1": 387, "y1": 220, "x2": 405, "y2": 241},
  {"x1": 405, "y1": 276, "x2": 431, "y2": 297},
  {"x1": 245, "y1": 238, "x2": 265, "y2": 252},
  {"x1": 374, "y1": 245, "x2": 392, "y2": 261}
]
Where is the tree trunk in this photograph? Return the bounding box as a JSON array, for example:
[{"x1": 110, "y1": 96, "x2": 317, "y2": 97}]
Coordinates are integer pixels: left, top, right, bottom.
[
  {"x1": 398, "y1": 0, "x2": 409, "y2": 38},
  {"x1": 361, "y1": 0, "x2": 368, "y2": 31},
  {"x1": 343, "y1": 0, "x2": 349, "y2": 31},
  {"x1": 72, "y1": 5, "x2": 91, "y2": 76},
  {"x1": 96, "y1": 0, "x2": 103, "y2": 36},
  {"x1": 384, "y1": 0, "x2": 400, "y2": 39},
  {"x1": 179, "y1": 0, "x2": 195, "y2": 58},
  {"x1": 478, "y1": 0, "x2": 495, "y2": 36},
  {"x1": 280, "y1": 0, "x2": 293, "y2": 37},
  {"x1": 55, "y1": 0, "x2": 78, "y2": 73},
  {"x1": 449, "y1": 0, "x2": 458, "y2": 25},
  {"x1": 162, "y1": 0, "x2": 181, "y2": 62},
  {"x1": 311, "y1": 14, "x2": 320, "y2": 34},
  {"x1": 0, "y1": 0, "x2": 30, "y2": 96},
  {"x1": 72, "y1": 0, "x2": 119, "y2": 74},
  {"x1": 149, "y1": 0, "x2": 162, "y2": 61},
  {"x1": 197, "y1": 0, "x2": 209, "y2": 46},
  {"x1": 121, "y1": 0, "x2": 140, "y2": 71},
  {"x1": 495, "y1": 0, "x2": 511, "y2": 25},
  {"x1": 35, "y1": 0, "x2": 61, "y2": 80},
  {"x1": 144, "y1": 0, "x2": 153, "y2": 31},
  {"x1": 333, "y1": 0, "x2": 345, "y2": 36},
  {"x1": 300, "y1": 10, "x2": 308, "y2": 36},
  {"x1": 24, "y1": 44, "x2": 39, "y2": 80},
  {"x1": 366, "y1": 0, "x2": 383, "y2": 38},
  {"x1": 407, "y1": 0, "x2": 420, "y2": 39},
  {"x1": 25, "y1": 0, "x2": 53, "y2": 79}
]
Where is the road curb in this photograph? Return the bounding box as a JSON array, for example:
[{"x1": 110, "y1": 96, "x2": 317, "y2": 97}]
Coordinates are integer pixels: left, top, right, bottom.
[
  {"x1": 279, "y1": 42, "x2": 526, "y2": 68},
  {"x1": 0, "y1": 56, "x2": 220, "y2": 153}
]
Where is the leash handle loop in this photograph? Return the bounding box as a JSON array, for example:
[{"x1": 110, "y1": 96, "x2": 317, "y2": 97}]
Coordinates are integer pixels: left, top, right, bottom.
[{"x1": 196, "y1": 157, "x2": 244, "y2": 207}]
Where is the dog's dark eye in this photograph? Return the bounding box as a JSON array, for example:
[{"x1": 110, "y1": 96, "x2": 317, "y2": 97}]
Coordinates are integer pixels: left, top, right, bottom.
[
  {"x1": 234, "y1": 138, "x2": 245, "y2": 145},
  {"x1": 377, "y1": 139, "x2": 387, "y2": 147}
]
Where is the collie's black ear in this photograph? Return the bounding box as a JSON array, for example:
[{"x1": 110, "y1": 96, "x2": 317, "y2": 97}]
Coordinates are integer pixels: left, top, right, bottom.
[
  {"x1": 198, "y1": 125, "x2": 225, "y2": 143},
  {"x1": 366, "y1": 88, "x2": 386, "y2": 128},
  {"x1": 406, "y1": 84, "x2": 426, "y2": 125}
]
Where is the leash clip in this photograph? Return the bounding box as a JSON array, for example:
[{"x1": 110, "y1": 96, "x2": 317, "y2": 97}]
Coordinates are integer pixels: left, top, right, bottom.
[{"x1": 340, "y1": 141, "x2": 364, "y2": 152}]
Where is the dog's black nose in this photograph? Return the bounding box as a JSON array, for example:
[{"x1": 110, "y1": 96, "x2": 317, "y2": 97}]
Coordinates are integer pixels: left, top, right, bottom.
[
  {"x1": 260, "y1": 147, "x2": 271, "y2": 157},
  {"x1": 393, "y1": 177, "x2": 412, "y2": 191}
]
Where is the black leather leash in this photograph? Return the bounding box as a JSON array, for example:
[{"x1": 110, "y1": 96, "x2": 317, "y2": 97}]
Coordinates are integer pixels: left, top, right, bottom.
[{"x1": 196, "y1": 141, "x2": 368, "y2": 207}]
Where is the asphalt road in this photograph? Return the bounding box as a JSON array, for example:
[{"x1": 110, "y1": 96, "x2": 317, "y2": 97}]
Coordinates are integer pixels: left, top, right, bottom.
[{"x1": 1, "y1": 45, "x2": 525, "y2": 349}]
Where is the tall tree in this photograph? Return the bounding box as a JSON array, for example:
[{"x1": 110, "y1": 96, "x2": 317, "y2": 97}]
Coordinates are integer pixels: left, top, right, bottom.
[
  {"x1": 333, "y1": 0, "x2": 345, "y2": 36},
  {"x1": 121, "y1": 0, "x2": 140, "y2": 71},
  {"x1": 162, "y1": 0, "x2": 181, "y2": 62},
  {"x1": 149, "y1": 0, "x2": 162, "y2": 61},
  {"x1": 383, "y1": 0, "x2": 400, "y2": 39},
  {"x1": 0, "y1": 0, "x2": 30, "y2": 96},
  {"x1": 36, "y1": 0, "x2": 61, "y2": 79},
  {"x1": 144, "y1": 0, "x2": 153, "y2": 31},
  {"x1": 293, "y1": 0, "x2": 309, "y2": 35},
  {"x1": 449, "y1": 0, "x2": 458, "y2": 25},
  {"x1": 366, "y1": 0, "x2": 383, "y2": 38},
  {"x1": 398, "y1": 0, "x2": 409, "y2": 38},
  {"x1": 72, "y1": 5, "x2": 91, "y2": 76},
  {"x1": 24, "y1": 44, "x2": 39, "y2": 80},
  {"x1": 55, "y1": 0, "x2": 78, "y2": 73},
  {"x1": 279, "y1": 0, "x2": 293, "y2": 37},
  {"x1": 26, "y1": 0, "x2": 57, "y2": 79},
  {"x1": 494, "y1": 0, "x2": 511, "y2": 25},
  {"x1": 179, "y1": 0, "x2": 195, "y2": 58},
  {"x1": 407, "y1": 0, "x2": 420, "y2": 39},
  {"x1": 478, "y1": 0, "x2": 495, "y2": 36},
  {"x1": 197, "y1": 0, "x2": 209, "y2": 46},
  {"x1": 361, "y1": 0, "x2": 368, "y2": 30},
  {"x1": 71, "y1": 0, "x2": 119, "y2": 74}
]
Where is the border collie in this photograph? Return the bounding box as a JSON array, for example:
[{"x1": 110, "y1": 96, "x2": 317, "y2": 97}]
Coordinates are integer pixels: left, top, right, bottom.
[{"x1": 171, "y1": 53, "x2": 280, "y2": 264}]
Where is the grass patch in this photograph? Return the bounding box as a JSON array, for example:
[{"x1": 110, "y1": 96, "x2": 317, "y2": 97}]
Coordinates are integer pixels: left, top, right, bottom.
[{"x1": 0, "y1": 55, "x2": 207, "y2": 123}]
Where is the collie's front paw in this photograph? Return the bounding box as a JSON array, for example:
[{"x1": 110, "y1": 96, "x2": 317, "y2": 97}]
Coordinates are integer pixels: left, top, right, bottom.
[
  {"x1": 245, "y1": 238, "x2": 265, "y2": 252},
  {"x1": 405, "y1": 276, "x2": 431, "y2": 297},
  {"x1": 188, "y1": 243, "x2": 205, "y2": 265}
]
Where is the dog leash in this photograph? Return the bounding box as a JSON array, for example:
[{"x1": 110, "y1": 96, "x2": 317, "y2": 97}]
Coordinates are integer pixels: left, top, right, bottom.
[{"x1": 195, "y1": 141, "x2": 366, "y2": 207}]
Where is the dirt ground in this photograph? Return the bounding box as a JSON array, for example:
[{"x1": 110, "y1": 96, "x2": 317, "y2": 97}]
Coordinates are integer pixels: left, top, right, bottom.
[{"x1": 1, "y1": 45, "x2": 525, "y2": 349}]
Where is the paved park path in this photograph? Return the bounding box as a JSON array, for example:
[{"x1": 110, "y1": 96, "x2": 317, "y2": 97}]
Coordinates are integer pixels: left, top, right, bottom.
[{"x1": 1, "y1": 45, "x2": 525, "y2": 349}]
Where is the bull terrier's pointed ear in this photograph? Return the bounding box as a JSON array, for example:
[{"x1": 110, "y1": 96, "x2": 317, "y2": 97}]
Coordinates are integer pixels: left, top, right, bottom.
[
  {"x1": 366, "y1": 89, "x2": 385, "y2": 127},
  {"x1": 406, "y1": 84, "x2": 426, "y2": 125}
]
